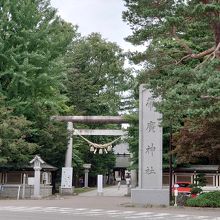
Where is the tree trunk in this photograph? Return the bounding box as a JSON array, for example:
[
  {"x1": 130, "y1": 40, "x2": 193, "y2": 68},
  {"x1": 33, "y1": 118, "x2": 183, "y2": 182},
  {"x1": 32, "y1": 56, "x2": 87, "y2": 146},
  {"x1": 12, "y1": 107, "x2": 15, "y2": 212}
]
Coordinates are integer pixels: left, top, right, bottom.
[{"x1": 213, "y1": 22, "x2": 220, "y2": 47}]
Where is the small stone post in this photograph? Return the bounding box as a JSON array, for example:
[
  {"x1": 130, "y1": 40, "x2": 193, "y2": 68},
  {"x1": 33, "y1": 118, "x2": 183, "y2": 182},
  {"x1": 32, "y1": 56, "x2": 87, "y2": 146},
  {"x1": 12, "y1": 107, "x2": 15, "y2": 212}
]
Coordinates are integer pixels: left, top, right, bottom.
[
  {"x1": 30, "y1": 155, "x2": 45, "y2": 199},
  {"x1": 97, "y1": 175, "x2": 103, "y2": 196},
  {"x1": 22, "y1": 173, "x2": 26, "y2": 199}
]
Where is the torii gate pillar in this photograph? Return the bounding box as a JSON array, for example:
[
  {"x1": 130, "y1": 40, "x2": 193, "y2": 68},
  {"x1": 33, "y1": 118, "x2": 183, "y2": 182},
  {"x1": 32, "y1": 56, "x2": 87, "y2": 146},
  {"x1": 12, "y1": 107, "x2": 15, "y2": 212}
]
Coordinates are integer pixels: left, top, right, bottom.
[
  {"x1": 60, "y1": 122, "x2": 74, "y2": 195},
  {"x1": 65, "y1": 122, "x2": 73, "y2": 167}
]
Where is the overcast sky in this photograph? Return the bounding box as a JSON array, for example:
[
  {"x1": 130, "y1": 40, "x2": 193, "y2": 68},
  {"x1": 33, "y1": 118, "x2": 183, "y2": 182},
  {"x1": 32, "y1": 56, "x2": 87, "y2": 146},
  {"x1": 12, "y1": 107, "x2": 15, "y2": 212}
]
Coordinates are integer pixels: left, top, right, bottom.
[{"x1": 50, "y1": 0, "x2": 137, "y2": 51}]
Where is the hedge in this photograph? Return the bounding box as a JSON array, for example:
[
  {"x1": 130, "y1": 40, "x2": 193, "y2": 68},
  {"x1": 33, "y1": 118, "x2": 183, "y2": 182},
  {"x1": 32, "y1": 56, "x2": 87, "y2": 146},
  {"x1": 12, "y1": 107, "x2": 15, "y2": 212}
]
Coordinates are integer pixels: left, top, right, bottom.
[{"x1": 186, "y1": 191, "x2": 220, "y2": 207}]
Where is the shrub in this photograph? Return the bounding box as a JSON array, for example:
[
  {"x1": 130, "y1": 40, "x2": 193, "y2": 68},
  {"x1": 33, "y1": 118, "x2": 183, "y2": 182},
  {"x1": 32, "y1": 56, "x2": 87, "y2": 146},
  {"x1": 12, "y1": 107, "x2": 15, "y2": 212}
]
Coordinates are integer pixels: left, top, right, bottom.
[
  {"x1": 190, "y1": 187, "x2": 202, "y2": 195},
  {"x1": 186, "y1": 191, "x2": 220, "y2": 207},
  {"x1": 177, "y1": 194, "x2": 190, "y2": 206},
  {"x1": 190, "y1": 173, "x2": 207, "y2": 195}
]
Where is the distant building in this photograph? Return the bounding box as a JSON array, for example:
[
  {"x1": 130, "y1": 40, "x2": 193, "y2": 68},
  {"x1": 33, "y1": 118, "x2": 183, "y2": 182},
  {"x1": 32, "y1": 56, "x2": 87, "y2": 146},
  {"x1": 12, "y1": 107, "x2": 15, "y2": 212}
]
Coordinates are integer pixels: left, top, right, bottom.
[
  {"x1": 163, "y1": 165, "x2": 220, "y2": 189},
  {"x1": 113, "y1": 142, "x2": 130, "y2": 181},
  {"x1": 0, "y1": 162, "x2": 57, "y2": 199},
  {"x1": 113, "y1": 142, "x2": 220, "y2": 191}
]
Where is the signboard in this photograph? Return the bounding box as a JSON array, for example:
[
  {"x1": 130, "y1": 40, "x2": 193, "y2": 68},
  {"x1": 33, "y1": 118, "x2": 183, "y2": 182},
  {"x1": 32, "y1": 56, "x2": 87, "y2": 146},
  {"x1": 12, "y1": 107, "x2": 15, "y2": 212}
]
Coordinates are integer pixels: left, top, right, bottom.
[
  {"x1": 61, "y1": 167, "x2": 73, "y2": 188},
  {"x1": 174, "y1": 189, "x2": 178, "y2": 196},
  {"x1": 28, "y1": 177, "x2": 34, "y2": 186}
]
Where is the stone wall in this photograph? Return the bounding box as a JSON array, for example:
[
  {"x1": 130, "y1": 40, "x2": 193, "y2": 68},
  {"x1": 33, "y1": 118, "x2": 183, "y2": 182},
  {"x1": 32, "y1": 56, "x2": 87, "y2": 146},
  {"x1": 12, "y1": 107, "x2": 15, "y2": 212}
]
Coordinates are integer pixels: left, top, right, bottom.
[{"x1": 0, "y1": 184, "x2": 52, "y2": 199}]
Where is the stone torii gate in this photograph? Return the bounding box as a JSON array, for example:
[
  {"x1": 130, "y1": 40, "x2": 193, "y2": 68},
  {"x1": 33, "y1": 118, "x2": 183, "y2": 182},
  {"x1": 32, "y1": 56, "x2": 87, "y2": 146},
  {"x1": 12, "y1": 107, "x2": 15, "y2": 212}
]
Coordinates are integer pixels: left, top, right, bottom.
[
  {"x1": 52, "y1": 85, "x2": 169, "y2": 205},
  {"x1": 51, "y1": 116, "x2": 128, "y2": 194}
]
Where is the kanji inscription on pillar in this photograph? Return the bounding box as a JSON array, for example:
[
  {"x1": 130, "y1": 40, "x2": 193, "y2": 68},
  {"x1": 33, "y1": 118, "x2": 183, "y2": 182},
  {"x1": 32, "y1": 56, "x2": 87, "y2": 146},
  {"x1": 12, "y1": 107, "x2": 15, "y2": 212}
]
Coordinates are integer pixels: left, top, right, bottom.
[
  {"x1": 61, "y1": 167, "x2": 73, "y2": 188},
  {"x1": 139, "y1": 84, "x2": 162, "y2": 189}
]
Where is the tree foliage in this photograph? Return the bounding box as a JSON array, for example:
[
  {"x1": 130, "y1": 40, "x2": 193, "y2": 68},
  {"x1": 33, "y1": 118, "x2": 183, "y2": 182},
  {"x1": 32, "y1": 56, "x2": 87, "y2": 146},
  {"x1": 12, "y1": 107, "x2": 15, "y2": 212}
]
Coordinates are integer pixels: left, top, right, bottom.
[
  {"x1": 0, "y1": 0, "x2": 76, "y2": 117},
  {"x1": 124, "y1": 113, "x2": 139, "y2": 169},
  {"x1": 123, "y1": 0, "x2": 220, "y2": 164},
  {"x1": 0, "y1": 95, "x2": 38, "y2": 168},
  {"x1": 65, "y1": 33, "x2": 133, "y2": 177},
  {"x1": 66, "y1": 32, "x2": 134, "y2": 116},
  {"x1": 173, "y1": 119, "x2": 220, "y2": 164},
  {"x1": 0, "y1": 0, "x2": 77, "y2": 169},
  {"x1": 0, "y1": 0, "x2": 138, "y2": 182}
]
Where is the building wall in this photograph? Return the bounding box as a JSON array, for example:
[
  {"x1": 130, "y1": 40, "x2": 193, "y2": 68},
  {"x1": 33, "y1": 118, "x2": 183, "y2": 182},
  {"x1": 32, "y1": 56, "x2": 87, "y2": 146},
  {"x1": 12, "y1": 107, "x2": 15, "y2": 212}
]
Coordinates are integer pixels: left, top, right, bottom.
[
  {"x1": 0, "y1": 170, "x2": 53, "y2": 199},
  {"x1": 0, "y1": 185, "x2": 52, "y2": 199},
  {"x1": 115, "y1": 155, "x2": 130, "y2": 168},
  {"x1": 0, "y1": 171, "x2": 51, "y2": 185},
  {"x1": 114, "y1": 143, "x2": 130, "y2": 154},
  {"x1": 163, "y1": 172, "x2": 220, "y2": 187}
]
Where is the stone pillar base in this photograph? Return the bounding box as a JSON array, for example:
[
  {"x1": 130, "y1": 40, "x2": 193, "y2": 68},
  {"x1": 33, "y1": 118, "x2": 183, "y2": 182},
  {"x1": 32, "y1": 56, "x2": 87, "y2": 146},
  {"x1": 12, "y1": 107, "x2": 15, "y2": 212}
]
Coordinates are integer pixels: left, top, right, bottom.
[
  {"x1": 31, "y1": 195, "x2": 42, "y2": 200},
  {"x1": 126, "y1": 186, "x2": 131, "y2": 196},
  {"x1": 97, "y1": 192, "x2": 103, "y2": 196},
  {"x1": 60, "y1": 187, "x2": 74, "y2": 195},
  {"x1": 131, "y1": 188, "x2": 169, "y2": 206}
]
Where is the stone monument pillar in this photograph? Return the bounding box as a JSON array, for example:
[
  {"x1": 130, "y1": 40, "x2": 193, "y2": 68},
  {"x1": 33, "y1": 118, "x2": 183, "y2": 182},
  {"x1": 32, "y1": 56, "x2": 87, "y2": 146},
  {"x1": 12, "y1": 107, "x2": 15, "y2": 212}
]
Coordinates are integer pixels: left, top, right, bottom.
[{"x1": 131, "y1": 84, "x2": 169, "y2": 206}]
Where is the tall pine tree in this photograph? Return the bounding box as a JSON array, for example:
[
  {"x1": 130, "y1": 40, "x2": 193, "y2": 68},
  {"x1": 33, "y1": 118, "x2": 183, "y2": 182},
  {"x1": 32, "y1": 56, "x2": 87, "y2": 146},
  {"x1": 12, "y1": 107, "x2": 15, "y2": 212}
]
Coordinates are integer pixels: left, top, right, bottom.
[{"x1": 123, "y1": 0, "x2": 220, "y2": 164}]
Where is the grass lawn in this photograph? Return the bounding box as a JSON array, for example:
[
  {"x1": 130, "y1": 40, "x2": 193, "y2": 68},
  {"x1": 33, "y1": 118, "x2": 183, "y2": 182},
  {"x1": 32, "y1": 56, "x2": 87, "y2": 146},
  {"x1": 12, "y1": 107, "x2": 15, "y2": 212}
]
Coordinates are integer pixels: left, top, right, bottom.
[{"x1": 74, "y1": 187, "x2": 96, "y2": 194}]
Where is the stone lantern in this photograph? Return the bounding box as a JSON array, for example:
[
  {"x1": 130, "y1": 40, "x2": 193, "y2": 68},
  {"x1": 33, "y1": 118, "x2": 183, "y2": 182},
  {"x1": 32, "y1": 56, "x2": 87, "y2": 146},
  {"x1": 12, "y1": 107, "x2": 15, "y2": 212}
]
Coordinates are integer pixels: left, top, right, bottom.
[
  {"x1": 30, "y1": 155, "x2": 45, "y2": 199},
  {"x1": 83, "y1": 164, "x2": 91, "y2": 188}
]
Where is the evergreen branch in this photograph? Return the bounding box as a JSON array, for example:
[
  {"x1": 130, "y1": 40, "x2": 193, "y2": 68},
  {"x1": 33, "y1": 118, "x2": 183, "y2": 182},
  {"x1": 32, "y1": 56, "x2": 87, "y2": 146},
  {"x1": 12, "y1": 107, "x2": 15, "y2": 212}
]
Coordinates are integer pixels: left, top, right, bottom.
[
  {"x1": 212, "y1": 41, "x2": 220, "y2": 59},
  {"x1": 172, "y1": 26, "x2": 219, "y2": 65},
  {"x1": 191, "y1": 47, "x2": 215, "y2": 59},
  {"x1": 172, "y1": 26, "x2": 192, "y2": 54},
  {"x1": 194, "y1": 53, "x2": 213, "y2": 69},
  {"x1": 201, "y1": 95, "x2": 220, "y2": 100},
  {"x1": 177, "y1": 47, "x2": 216, "y2": 65},
  {"x1": 176, "y1": 54, "x2": 191, "y2": 65},
  {"x1": 195, "y1": 42, "x2": 220, "y2": 69}
]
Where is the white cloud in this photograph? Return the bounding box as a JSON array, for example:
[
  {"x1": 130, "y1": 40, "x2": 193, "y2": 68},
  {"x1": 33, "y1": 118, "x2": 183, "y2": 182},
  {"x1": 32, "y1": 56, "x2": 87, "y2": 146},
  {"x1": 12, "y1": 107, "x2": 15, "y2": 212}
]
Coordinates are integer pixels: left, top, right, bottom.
[{"x1": 50, "y1": 0, "x2": 143, "y2": 52}]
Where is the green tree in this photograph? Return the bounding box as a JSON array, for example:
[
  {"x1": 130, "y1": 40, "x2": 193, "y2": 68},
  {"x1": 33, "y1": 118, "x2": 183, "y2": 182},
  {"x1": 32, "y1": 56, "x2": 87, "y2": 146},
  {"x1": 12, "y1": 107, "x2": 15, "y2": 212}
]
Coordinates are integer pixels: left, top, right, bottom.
[
  {"x1": 0, "y1": 0, "x2": 77, "y2": 168},
  {"x1": 125, "y1": 113, "x2": 139, "y2": 169},
  {"x1": 65, "y1": 33, "x2": 133, "y2": 179},
  {"x1": 0, "y1": 95, "x2": 38, "y2": 168},
  {"x1": 173, "y1": 119, "x2": 220, "y2": 164},
  {"x1": 123, "y1": 0, "x2": 220, "y2": 164},
  {"x1": 0, "y1": 0, "x2": 80, "y2": 172},
  {"x1": 66, "y1": 32, "x2": 134, "y2": 116},
  {"x1": 0, "y1": 0, "x2": 76, "y2": 117},
  {"x1": 190, "y1": 173, "x2": 207, "y2": 195}
]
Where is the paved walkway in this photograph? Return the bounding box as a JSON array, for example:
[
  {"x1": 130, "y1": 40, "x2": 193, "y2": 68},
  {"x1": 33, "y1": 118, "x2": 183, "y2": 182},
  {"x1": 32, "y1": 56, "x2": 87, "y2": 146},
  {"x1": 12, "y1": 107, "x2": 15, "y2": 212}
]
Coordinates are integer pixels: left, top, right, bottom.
[
  {"x1": 0, "y1": 186, "x2": 220, "y2": 220},
  {"x1": 78, "y1": 184, "x2": 129, "y2": 197},
  {"x1": 0, "y1": 185, "x2": 220, "y2": 219}
]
